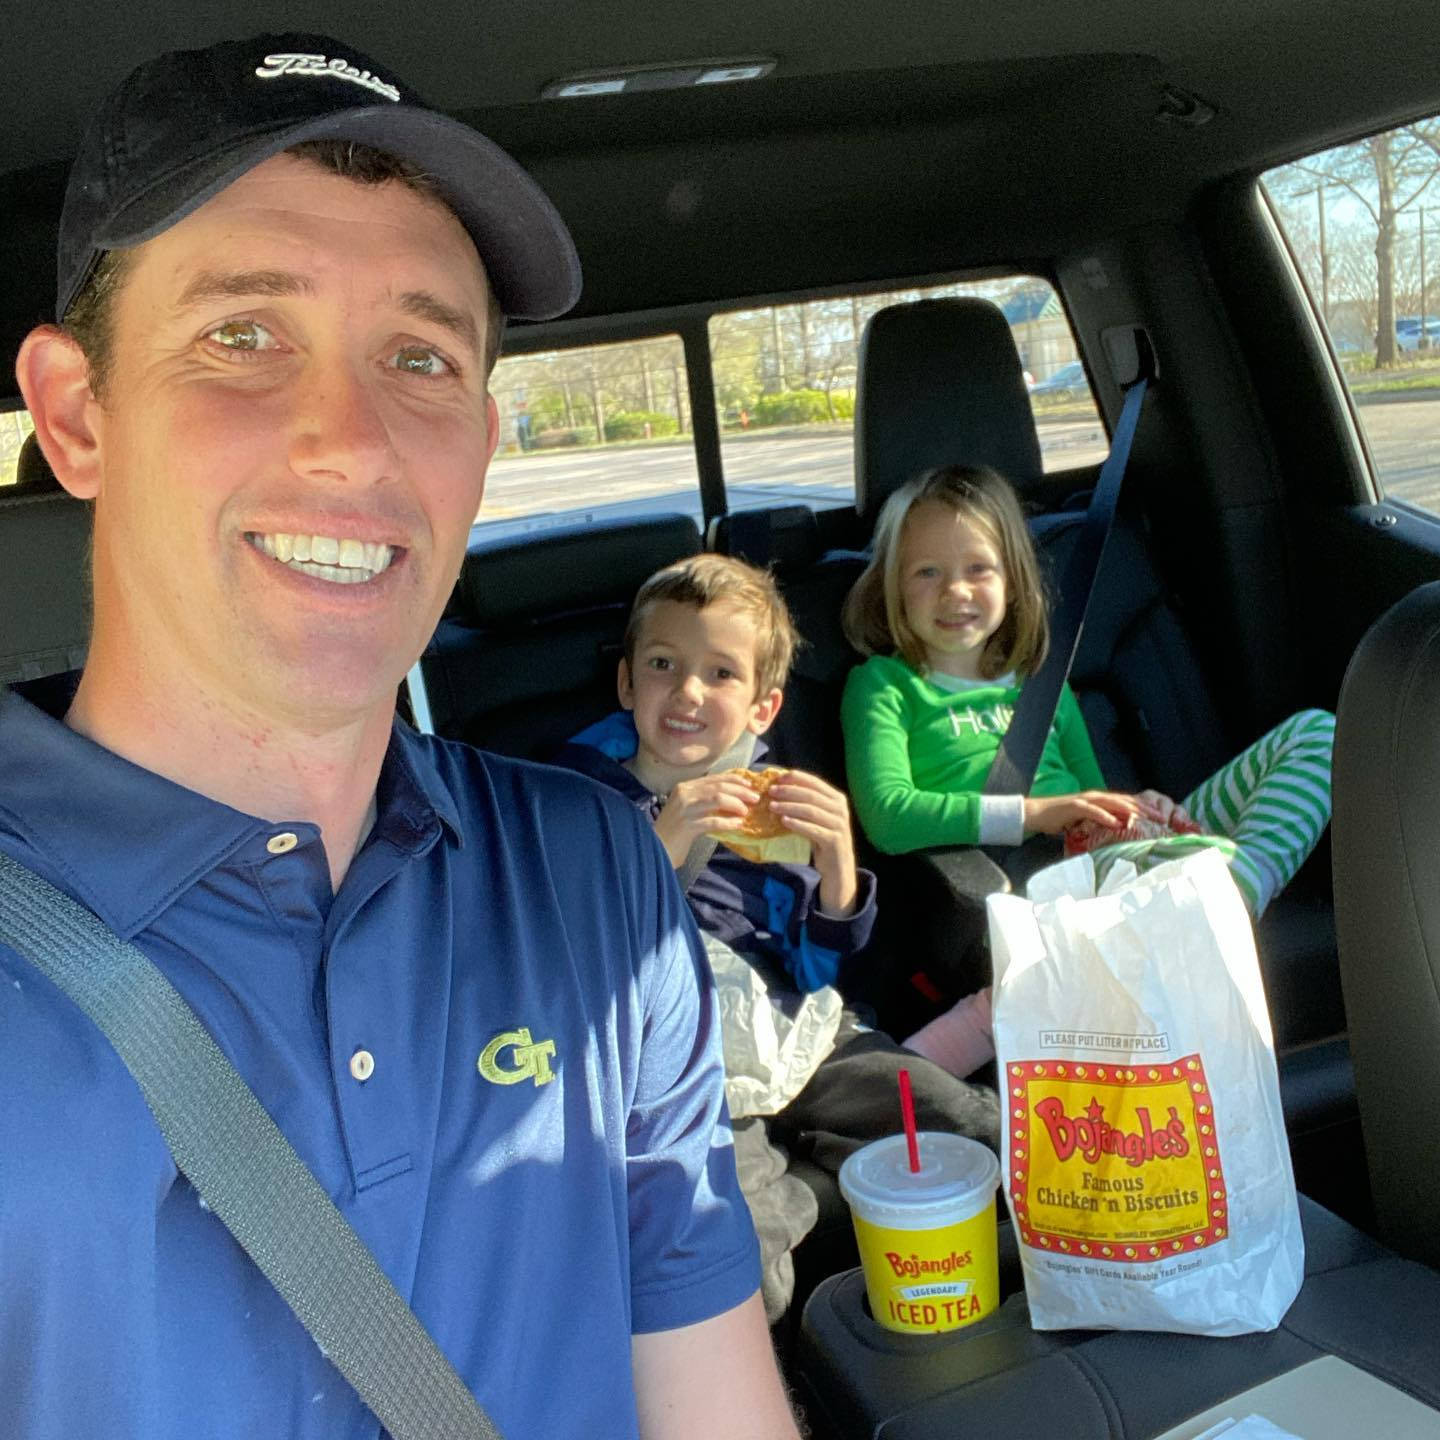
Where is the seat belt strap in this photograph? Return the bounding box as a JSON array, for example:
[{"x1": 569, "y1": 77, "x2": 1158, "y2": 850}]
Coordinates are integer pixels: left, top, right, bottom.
[
  {"x1": 983, "y1": 372, "x2": 1150, "y2": 797},
  {"x1": 0, "y1": 850, "x2": 503, "y2": 1440}
]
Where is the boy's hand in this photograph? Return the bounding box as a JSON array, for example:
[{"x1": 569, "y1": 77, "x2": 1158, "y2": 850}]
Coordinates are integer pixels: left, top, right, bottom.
[
  {"x1": 654, "y1": 772, "x2": 761, "y2": 869},
  {"x1": 1023, "y1": 790, "x2": 1163, "y2": 837},
  {"x1": 765, "y1": 770, "x2": 860, "y2": 916}
]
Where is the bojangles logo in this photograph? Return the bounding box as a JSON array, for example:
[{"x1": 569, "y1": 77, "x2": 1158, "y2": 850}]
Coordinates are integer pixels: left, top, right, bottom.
[
  {"x1": 1034, "y1": 1096, "x2": 1191, "y2": 1168},
  {"x1": 1006, "y1": 1055, "x2": 1229, "y2": 1260},
  {"x1": 884, "y1": 1248, "x2": 973, "y2": 1278}
]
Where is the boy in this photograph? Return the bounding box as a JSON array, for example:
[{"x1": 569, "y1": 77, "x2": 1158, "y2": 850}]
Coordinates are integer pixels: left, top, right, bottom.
[{"x1": 555, "y1": 554, "x2": 1000, "y2": 1319}]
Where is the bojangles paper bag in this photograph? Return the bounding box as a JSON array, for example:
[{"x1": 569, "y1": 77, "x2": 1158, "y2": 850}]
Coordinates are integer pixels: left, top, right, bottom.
[{"x1": 987, "y1": 850, "x2": 1303, "y2": 1336}]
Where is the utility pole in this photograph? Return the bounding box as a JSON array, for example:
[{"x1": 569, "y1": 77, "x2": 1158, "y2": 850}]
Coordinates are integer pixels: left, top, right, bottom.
[{"x1": 1295, "y1": 184, "x2": 1330, "y2": 324}]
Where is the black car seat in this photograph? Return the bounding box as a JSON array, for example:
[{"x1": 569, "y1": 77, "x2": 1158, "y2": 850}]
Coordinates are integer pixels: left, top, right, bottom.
[
  {"x1": 418, "y1": 513, "x2": 702, "y2": 760},
  {"x1": 1, "y1": 434, "x2": 90, "y2": 687},
  {"x1": 707, "y1": 503, "x2": 865, "y2": 789},
  {"x1": 1332, "y1": 580, "x2": 1440, "y2": 1271}
]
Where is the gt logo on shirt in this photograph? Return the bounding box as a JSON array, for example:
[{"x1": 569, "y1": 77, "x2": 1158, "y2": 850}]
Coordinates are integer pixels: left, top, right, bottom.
[{"x1": 478, "y1": 1027, "x2": 558, "y2": 1087}]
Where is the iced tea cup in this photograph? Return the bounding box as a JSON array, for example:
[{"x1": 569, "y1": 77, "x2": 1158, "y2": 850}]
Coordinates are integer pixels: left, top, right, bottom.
[{"x1": 839, "y1": 1131, "x2": 1001, "y2": 1335}]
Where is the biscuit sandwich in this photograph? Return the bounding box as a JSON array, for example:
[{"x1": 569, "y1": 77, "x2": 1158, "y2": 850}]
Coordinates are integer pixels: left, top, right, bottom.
[{"x1": 705, "y1": 768, "x2": 813, "y2": 865}]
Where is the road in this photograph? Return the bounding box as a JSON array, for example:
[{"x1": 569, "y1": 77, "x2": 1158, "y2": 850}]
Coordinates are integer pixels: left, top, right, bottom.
[
  {"x1": 478, "y1": 415, "x2": 1110, "y2": 536},
  {"x1": 477, "y1": 394, "x2": 1440, "y2": 538},
  {"x1": 1357, "y1": 394, "x2": 1440, "y2": 512}
]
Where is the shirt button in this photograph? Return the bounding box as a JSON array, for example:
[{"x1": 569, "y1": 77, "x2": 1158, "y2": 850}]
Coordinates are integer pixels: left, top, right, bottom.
[
  {"x1": 349, "y1": 1049, "x2": 376, "y2": 1083},
  {"x1": 267, "y1": 832, "x2": 299, "y2": 855}
]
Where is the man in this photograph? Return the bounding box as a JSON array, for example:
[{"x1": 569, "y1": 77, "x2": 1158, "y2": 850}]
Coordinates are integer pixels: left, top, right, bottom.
[{"x1": 2, "y1": 32, "x2": 800, "y2": 1440}]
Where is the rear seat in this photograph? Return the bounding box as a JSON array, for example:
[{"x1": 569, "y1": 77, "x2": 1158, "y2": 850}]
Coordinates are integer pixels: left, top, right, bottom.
[
  {"x1": 711, "y1": 298, "x2": 1355, "y2": 1213},
  {"x1": 419, "y1": 513, "x2": 702, "y2": 760},
  {"x1": 871, "y1": 301, "x2": 1355, "y2": 1193},
  {"x1": 736, "y1": 302, "x2": 1439, "y2": 1426}
]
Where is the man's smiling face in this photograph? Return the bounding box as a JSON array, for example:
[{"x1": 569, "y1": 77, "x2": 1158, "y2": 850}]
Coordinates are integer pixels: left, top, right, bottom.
[{"x1": 84, "y1": 152, "x2": 499, "y2": 728}]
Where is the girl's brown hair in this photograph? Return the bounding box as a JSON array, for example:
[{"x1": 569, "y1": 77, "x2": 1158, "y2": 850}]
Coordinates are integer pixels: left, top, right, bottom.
[{"x1": 842, "y1": 465, "x2": 1048, "y2": 679}]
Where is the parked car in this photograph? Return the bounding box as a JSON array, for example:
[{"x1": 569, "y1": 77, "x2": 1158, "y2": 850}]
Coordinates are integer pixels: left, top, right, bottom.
[
  {"x1": 1027, "y1": 358, "x2": 1087, "y2": 401},
  {"x1": 1395, "y1": 315, "x2": 1440, "y2": 349}
]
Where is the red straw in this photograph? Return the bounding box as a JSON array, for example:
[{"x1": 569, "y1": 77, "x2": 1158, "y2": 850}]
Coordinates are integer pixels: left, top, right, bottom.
[{"x1": 898, "y1": 1068, "x2": 921, "y2": 1173}]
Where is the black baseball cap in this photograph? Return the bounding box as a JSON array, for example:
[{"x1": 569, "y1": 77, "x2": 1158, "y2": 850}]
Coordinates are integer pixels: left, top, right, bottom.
[{"x1": 56, "y1": 32, "x2": 582, "y2": 322}]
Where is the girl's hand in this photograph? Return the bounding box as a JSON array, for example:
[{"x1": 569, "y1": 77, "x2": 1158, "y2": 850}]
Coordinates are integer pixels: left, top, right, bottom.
[
  {"x1": 653, "y1": 772, "x2": 760, "y2": 869},
  {"x1": 765, "y1": 770, "x2": 860, "y2": 916},
  {"x1": 1135, "y1": 789, "x2": 1193, "y2": 829},
  {"x1": 1023, "y1": 790, "x2": 1158, "y2": 837}
]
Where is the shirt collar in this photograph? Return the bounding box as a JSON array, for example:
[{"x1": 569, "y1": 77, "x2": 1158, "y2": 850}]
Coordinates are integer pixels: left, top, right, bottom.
[
  {"x1": 564, "y1": 710, "x2": 773, "y2": 798},
  {"x1": 379, "y1": 720, "x2": 465, "y2": 850},
  {"x1": 925, "y1": 668, "x2": 1017, "y2": 693},
  {"x1": 0, "y1": 687, "x2": 461, "y2": 939}
]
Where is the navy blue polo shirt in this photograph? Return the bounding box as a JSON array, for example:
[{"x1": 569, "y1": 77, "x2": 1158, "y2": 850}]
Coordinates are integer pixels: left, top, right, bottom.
[{"x1": 0, "y1": 687, "x2": 760, "y2": 1440}]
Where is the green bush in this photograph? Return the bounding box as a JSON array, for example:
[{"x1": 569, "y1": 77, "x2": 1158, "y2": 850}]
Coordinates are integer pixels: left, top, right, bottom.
[
  {"x1": 603, "y1": 410, "x2": 680, "y2": 442},
  {"x1": 750, "y1": 388, "x2": 851, "y2": 426},
  {"x1": 752, "y1": 389, "x2": 828, "y2": 426}
]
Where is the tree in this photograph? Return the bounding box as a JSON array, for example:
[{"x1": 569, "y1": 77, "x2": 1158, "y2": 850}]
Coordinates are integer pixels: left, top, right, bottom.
[{"x1": 1269, "y1": 128, "x2": 1440, "y2": 367}]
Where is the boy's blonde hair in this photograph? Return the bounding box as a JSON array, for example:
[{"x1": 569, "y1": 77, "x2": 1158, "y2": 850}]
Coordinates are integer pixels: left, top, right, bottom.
[
  {"x1": 842, "y1": 465, "x2": 1048, "y2": 680},
  {"x1": 624, "y1": 552, "x2": 800, "y2": 696}
]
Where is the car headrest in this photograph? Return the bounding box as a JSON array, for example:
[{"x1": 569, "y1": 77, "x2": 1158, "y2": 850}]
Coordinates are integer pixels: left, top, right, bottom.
[
  {"x1": 457, "y1": 513, "x2": 702, "y2": 629},
  {"x1": 854, "y1": 298, "x2": 1042, "y2": 525},
  {"x1": 1, "y1": 433, "x2": 92, "y2": 684},
  {"x1": 707, "y1": 505, "x2": 823, "y2": 574}
]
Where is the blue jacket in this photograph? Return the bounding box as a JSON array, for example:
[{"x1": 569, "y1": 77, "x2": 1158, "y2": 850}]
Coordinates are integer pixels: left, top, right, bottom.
[{"x1": 554, "y1": 712, "x2": 878, "y2": 993}]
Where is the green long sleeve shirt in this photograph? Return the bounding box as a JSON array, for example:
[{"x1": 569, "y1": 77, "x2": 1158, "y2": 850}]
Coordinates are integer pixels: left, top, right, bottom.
[{"x1": 841, "y1": 654, "x2": 1107, "y2": 854}]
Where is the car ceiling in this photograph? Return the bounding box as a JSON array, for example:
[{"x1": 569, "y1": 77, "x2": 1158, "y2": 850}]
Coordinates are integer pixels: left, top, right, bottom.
[{"x1": 2, "y1": 0, "x2": 1438, "y2": 378}]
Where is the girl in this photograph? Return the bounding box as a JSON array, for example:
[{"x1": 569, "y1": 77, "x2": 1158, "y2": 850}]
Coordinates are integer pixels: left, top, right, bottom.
[{"x1": 840, "y1": 464, "x2": 1335, "y2": 922}]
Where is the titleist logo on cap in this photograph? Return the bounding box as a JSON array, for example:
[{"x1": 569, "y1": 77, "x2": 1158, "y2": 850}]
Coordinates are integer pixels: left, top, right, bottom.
[{"x1": 254, "y1": 52, "x2": 401, "y2": 102}]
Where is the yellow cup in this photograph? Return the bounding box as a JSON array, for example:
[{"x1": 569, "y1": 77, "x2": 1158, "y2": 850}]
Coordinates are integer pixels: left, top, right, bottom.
[{"x1": 839, "y1": 1132, "x2": 1001, "y2": 1335}]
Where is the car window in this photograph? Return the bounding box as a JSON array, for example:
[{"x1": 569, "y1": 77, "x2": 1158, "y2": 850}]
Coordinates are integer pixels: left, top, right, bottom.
[
  {"x1": 474, "y1": 278, "x2": 1108, "y2": 540},
  {"x1": 1, "y1": 409, "x2": 33, "y2": 486},
  {"x1": 709, "y1": 278, "x2": 1107, "y2": 515},
  {"x1": 1263, "y1": 120, "x2": 1440, "y2": 512},
  {"x1": 479, "y1": 335, "x2": 700, "y2": 541}
]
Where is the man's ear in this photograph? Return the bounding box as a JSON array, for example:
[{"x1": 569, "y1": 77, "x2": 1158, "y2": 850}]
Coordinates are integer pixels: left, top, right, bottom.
[
  {"x1": 15, "y1": 325, "x2": 105, "y2": 501},
  {"x1": 748, "y1": 687, "x2": 784, "y2": 736},
  {"x1": 617, "y1": 657, "x2": 635, "y2": 710},
  {"x1": 479, "y1": 393, "x2": 500, "y2": 490}
]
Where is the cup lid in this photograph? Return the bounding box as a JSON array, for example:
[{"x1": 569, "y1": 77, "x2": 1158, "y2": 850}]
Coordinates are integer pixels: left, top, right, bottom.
[{"x1": 839, "y1": 1132, "x2": 1000, "y2": 1225}]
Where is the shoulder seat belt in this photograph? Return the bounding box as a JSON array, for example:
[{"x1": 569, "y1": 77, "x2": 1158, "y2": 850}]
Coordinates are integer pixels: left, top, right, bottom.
[
  {"x1": 902, "y1": 365, "x2": 1152, "y2": 1004},
  {"x1": 0, "y1": 849, "x2": 504, "y2": 1440},
  {"x1": 983, "y1": 365, "x2": 1152, "y2": 799}
]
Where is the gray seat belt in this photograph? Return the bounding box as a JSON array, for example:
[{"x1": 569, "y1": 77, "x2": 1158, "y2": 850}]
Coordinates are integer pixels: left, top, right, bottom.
[
  {"x1": 983, "y1": 367, "x2": 1151, "y2": 798},
  {"x1": 675, "y1": 729, "x2": 760, "y2": 891},
  {"x1": 0, "y1": 849, "x2": 502, "y2": 1440}
]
